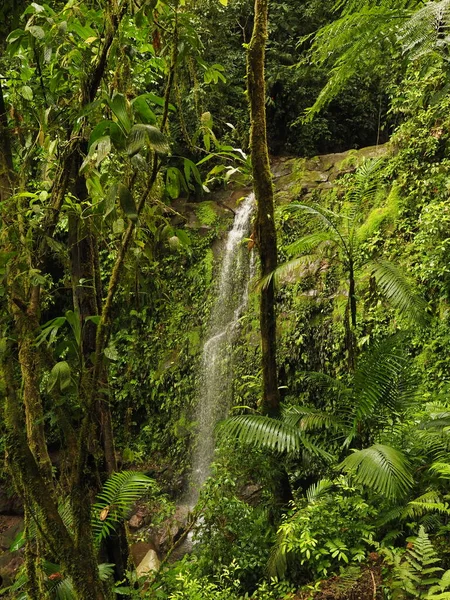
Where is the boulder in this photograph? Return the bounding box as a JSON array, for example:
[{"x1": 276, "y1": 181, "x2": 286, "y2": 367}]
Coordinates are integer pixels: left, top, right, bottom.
[
  {"x1": 130, "y1": 541, "x2": 159, "y2": 567},
  {"x1": 128, "y1": 514, "x2": 144, "y2": 529},
  {"x1": 136, "y1": 549, "x2": 160, "y2": 577}
]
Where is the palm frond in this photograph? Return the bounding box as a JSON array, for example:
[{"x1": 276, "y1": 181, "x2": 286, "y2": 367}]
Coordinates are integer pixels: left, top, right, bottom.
[
  {"x1": 217, "y1": 414, "x2": 333, "y2": 460},
  {"x1": 286, "y1": 231, "x2": 335, "y2": 256},
  {"x1": 92, "y1": 471, "x2": 156, "y2": 545},
  {"x1": 371, "y1": 259, "x2": 429, "y2": 327},
  {"x1": 258, "y1": 254, "x2": 322, "y2": 290},
  {"x1": 282, "y1": 405, "x2": 345, "y2": 432},
  {"x1": 305, "y1": 478, "x2": 334, "y2": 503},
  {"x1": 339, "y1": 444, "x2": 413, "y2": 498}
]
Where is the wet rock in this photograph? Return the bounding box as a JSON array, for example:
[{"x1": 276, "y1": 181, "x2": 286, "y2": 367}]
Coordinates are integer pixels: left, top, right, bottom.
[
  {"x1": 128, "y1": 506, "x2": 148, "y2": 529},
  {"x1": 240, "y1": 484, "x2": 263, "y2": 506},
  {"x1": 158, "y1": 505, "x2": 191, "y2": 550},
  {"x1": 129, "y1": 514, "x2": 144, "y2": 529},
  {"x1": 130, "y1": 541, "x2": 160, "y2": 567},
  {"x1": 136, "y1": 549, "x2": 160, "y2": 577},
  {"x1": 0, "y1": 551, "x2": 24, "y2": 588}
]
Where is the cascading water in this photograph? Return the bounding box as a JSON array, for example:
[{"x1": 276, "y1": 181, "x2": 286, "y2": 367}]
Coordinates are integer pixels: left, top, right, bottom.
[{"x1": 188, "y1": 193, "x2": 256, "y2": 504}]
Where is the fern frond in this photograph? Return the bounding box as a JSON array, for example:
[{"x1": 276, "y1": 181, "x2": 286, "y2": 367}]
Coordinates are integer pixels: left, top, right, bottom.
[
  {"x1": 305, "y1": 6, "x2": 410, "y2": 118},
  {"x1": 300, "y1": 370, "x2": 351, "y2": 395},
  {"x1": 347, "y1": 157, "x2": 385, "y2": 207},
  {"x1": 92, "y1": 471, "x2": 155, "y2": 545},
  {"x1": 352, "y1": 336, "x2": 407, "y2": 422},
  {"x1": 404, "y1": 490, "x2": 450, "y2": 519},
  {"x1": 267, "y1": 528, "x2": 289, "y2": 578},
  {"x1": 399, "y1": 0, "x2": 450, "y2": 59},
  {"x1": 340, "y1": 444, "x2": 413, "y2": 498},
  {"x1": 430, "y1": 462, "x2": 450, "y2": 479},
  {"x1": 371, "y1": 260, "x2": 429, "y2": 326},
  {"x1": 259, "y1": 254, "x2": 323, "y2": 290}
]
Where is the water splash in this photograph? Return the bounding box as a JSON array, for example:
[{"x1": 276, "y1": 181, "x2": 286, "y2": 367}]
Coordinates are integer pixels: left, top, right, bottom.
[{"x1": 188, "y1": 193, "x2": 256, "y2": 504}]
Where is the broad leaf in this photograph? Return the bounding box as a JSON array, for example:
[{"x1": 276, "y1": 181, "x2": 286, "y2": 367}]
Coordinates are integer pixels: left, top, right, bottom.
[
  {"x1": 127, "y1": 124, "x2": 169, "y2": 156},
  {"x1": 340, "y1": 444, "x2": 413, "y2": 498},
  {"x1": 117, "y1": 184, "x2": 137, "y2": 221}
]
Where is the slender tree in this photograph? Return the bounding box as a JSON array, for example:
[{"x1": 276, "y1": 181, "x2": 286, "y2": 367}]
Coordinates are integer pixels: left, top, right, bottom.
[{"x1": 247, "y1": 0, "x2": 280, "y2": 415}]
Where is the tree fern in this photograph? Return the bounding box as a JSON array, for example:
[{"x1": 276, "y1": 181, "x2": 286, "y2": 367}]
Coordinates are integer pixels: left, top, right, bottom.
[
  {"x1": 399, "y1": 0, "x2": 450, "y2": 60},
  {"x1": 92, "y1": 471, "x2": 156, "y2": 545},
  {"x1": 304, "y1": 0, "x2": 439, "y2": 118},
  {"x1": 339, "y1": 444, "x2": 413, "y2": 498}
]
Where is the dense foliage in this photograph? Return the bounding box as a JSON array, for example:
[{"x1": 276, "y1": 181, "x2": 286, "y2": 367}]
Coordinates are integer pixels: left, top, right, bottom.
[{"x1": 3, "y1": 0, "x2": 450, "y2": 599}]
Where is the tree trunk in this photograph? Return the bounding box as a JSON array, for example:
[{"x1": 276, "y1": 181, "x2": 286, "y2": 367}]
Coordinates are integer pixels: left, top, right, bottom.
[
  {"x1": 247, "y1": 0, "x2": 280, "y2": 416},
  {"x1": 347, "y1": 261, "x2": 357, "y2": 370}
]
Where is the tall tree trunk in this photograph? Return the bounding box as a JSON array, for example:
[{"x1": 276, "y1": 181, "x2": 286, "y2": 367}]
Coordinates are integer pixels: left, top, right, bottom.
[
  {"x1": 247, "y1": 0, "x2": 280, "y2": 416},
  {"x1": 346, "y1": 260, "x2": 357, "y2": 371}
]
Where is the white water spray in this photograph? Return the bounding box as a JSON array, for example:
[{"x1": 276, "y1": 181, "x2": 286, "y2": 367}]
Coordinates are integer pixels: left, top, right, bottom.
[{"x1": 188, "y1": 193, "x2": 256, "y2": 504}]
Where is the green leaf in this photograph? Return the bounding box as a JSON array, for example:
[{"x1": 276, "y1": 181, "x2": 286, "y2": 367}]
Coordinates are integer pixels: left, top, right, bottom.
[
  {"x1": 109, "y1": 93, "x2": 132, "y2": 135},
  {"x1": 65, "y1": 310, "x2": 81, "y2": 347},
  {"x1": 137, "y1": 92, "x2": 176, "y2": 111},
  {"x1": 48, "y1": 361, "x2": 71, "y2": 393},
  {"x1": 132, "y1": 96, "x2": 157, "y2": 124},
  {"x1": 20, "y1": 86, "x2": 33, "y2": 101},
  {"x1": 26, "y1": 25, "x2": 45, "y2": 39},
  {"x1": 166, "y1": 167, "x2": 181, "y2": 199},
  {"x1": 104, "y1": 184, "x2": 117, "y2": 219},
  {"x1": 339, "y1": 444, "x2": 413, "y2": 499},
  {"x1": 183, "y1": 158, "x2": 202, "y2": 187},
  {"x1": 117, "y1": 184, "x2": 137, "y2": 221},
  {"x1": 127, "y1": 124, "x2": 169, "y2": 156},
  {"x1": 7, "y1": 29, "x2": 25, "y2": 44}
]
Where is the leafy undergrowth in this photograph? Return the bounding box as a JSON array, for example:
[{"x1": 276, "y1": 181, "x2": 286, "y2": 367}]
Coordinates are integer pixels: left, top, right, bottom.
[{"x1": 294, "y1": 564, "x2": 383, "y2": 600}]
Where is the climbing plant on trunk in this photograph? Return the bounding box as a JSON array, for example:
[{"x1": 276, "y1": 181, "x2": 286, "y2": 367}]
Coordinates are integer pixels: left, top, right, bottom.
[{"x1": 247, "y1": 0, "x2": 280, "y2": 416}]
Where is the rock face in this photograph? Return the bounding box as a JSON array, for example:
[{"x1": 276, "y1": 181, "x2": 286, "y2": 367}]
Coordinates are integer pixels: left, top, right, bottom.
[
  {"x1": 158, "y1": 505, "x2": 191, "y2": 551},
  {"x1": 272, "y1": 143, "x2": 389, "y2": 200}
]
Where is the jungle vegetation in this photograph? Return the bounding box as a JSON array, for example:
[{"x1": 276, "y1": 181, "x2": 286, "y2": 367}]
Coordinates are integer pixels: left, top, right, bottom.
[{"x1": 2, "y1": 0, "x2": 450, "y2": 599}]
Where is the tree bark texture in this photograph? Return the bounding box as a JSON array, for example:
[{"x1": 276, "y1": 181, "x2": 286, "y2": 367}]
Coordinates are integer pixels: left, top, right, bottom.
[{"x1": 247, "y1": 0, "x2": 280, "y2": 415}]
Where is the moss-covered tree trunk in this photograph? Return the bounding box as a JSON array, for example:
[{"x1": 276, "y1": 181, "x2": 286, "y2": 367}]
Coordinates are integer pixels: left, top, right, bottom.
[{"x1": 247, "y1": 0, "x2": 280, "y2": 416}]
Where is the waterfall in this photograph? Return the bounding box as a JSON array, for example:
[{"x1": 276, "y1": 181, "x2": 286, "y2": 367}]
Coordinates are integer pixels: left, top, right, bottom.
[{"x1": 188, "y1": 193, "x2": 256, "y2": 504}]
